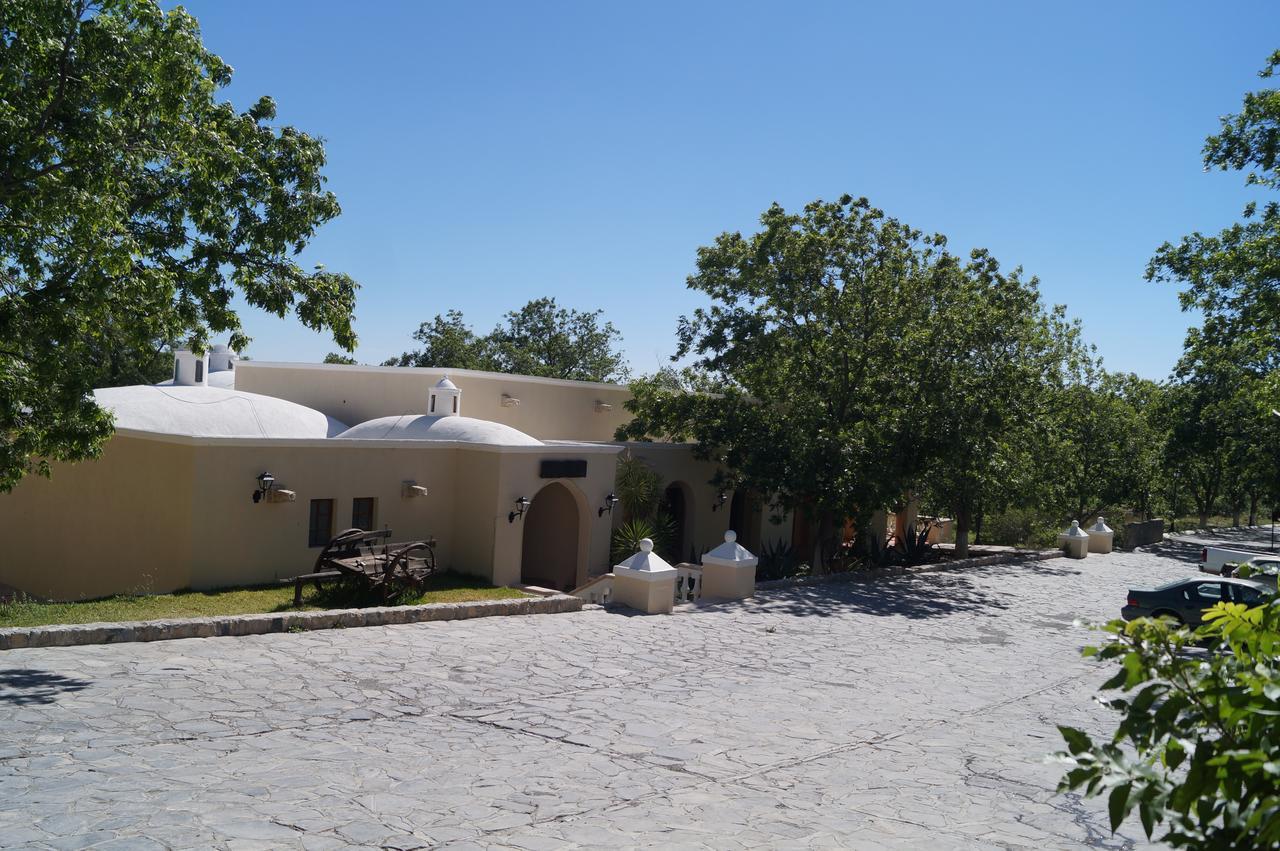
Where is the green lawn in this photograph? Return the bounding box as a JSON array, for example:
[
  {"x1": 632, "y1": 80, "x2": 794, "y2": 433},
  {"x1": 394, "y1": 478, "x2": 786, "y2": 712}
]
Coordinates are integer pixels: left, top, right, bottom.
[{"x1": 0, "y1": 573, "x2": 528, "y2": 629}]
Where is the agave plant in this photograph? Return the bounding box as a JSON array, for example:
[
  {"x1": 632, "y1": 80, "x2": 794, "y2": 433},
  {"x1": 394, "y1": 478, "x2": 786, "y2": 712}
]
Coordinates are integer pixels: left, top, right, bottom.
[{"x1": 610, "y1": 514, "x2": 676, "y2": 564}]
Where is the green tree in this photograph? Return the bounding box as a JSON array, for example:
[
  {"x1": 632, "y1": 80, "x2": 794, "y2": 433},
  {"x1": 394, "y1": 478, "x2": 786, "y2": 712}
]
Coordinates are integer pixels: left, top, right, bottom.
[
  {"x1": 0, "y1": 0, "x2": 358, "y2": 491},
  {"x1": 918, "y1": 252, "x2": 1079, "y2": 556},
  {"x1": 323, "y1": 352, "x2": 359, "y2": 365},
  {"x1": 1056, "y1": 601, "x2": 1280, "y2": 848},
  {"x1": 385, "y1": 299, "x2": 628, "y2": 382},
  {"x1": 620, "y1": 196, "x2": 1058, "y2": 565},
  {"x1": 1148, "y1": 50, "x2": 1280, "y2": 410},
  {"x1": 383, "y1": 309, "x2": 498, "y2": 371}
]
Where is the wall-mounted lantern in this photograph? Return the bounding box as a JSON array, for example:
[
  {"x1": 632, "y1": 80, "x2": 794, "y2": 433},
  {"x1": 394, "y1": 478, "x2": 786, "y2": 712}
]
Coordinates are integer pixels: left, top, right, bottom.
[
  {"x1": 509, "y1": 496, "x2": 531, "y2": 524},
  {"x1": 252, "y1": 471, "x2": 275, "y2": 503},
  {"x1": 501, "y1": 393, "x2": 521, "y2": 408},
  {"x1": 598, "y1": 492, "x2": 619, "y2": 517},
  {"x1": 252, "y1": 471, "x2": 295, "y2": 504},
  {"x1": 402, "y1": 481, "x2": 429, "y2": 498},
  {"x1": 711, "y1": 491, "x2": 728, "y2": 512}
]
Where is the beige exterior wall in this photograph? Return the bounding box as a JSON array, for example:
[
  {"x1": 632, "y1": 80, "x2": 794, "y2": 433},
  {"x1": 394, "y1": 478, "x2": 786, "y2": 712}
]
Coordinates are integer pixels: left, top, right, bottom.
[
  {"x1": 491, "y1": 451, "x2": 617, "y2": 588},
  {"x1": 235, "y1": 362, "x2": 634, "y2": 443},
  {"x1": 0, "y1": 437, "x2": 197, "y2": 601},
  {"x1": 183, "y1": 443, "x2": 459, "y2": 591},
  {"x1": 0, "y1": 434, "x2": 621, "y2": 601}
]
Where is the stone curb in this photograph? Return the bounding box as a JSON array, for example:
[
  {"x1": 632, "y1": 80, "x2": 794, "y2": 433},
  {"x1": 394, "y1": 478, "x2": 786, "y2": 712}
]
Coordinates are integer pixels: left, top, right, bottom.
[
  {"x1": 756, "y1": 548, "x2": 1062, "y2": 591},
  {"x1": 0, "y1": 594, "x2": 584, "y2": 651}
]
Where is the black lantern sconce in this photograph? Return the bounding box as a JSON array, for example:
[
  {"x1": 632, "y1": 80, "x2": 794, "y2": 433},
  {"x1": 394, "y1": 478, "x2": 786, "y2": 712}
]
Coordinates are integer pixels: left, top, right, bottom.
[
  {"x1": 598, "y1": 492, "x2": 619, "y2": 517},
  {"x1": 509, "y1": 496, "x2": 530, "y2": 524},
  {"x1": 711, "y1": 491, "x2": 728, "y2": 512},
  {"x1": 252, "y1": 471, "x2": 276, "y2": 503}
]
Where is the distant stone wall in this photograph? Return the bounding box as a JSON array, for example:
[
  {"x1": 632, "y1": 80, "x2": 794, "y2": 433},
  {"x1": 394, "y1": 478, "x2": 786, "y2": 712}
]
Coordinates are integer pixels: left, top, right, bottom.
[{"x1": 1123, "y1": 519, "x2": 1164, "y2": 549}]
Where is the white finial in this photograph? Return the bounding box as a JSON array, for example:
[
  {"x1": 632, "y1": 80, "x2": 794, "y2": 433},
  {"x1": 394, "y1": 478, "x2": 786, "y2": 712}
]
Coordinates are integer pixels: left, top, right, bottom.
[
  {"x1": 724, "y1": 530, "x2": 737, "y2": 543},
  {"x1": 1071, "y1": 520, "x2": 1080, "y2": 528},
  {"x1": 639, "y1": 538, "x2": 654, "y2": 553}
]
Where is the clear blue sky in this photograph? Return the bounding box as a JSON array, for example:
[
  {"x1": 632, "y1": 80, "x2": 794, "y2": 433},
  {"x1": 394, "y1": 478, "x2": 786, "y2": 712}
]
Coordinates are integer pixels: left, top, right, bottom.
[{"x1": 178, "y1": 0, "x2": 1278, "y2": 380}]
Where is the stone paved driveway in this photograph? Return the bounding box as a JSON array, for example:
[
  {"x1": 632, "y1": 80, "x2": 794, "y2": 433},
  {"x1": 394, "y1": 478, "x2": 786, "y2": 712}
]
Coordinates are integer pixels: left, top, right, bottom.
[{"x1": 0, "y1": 546, "x2": 1202, "y2": 849}]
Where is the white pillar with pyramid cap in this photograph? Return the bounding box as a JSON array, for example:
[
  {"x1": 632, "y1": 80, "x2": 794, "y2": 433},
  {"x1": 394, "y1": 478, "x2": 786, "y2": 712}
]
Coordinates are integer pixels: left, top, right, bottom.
[
  {"x1": 1058, "y1": 520, "x2": 1090, "y2": 559},
  {"x1": 613, "y1": 538, "x2": 677, "y2": 614},
  {"x1": 1086, "y1": 517, "x2": 1114, "y2": 554},
  {"x1": 700, "y1": 530, "x2": 759, "y2": 600}
]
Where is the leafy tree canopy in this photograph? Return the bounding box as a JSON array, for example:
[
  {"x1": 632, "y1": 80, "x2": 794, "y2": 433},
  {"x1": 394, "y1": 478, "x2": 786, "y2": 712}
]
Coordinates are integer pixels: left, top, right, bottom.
[
  {"x1": 619, "y1": 195, "x2": 1073, "y2": 562},
  {"x1": 0, "y1": 0, "x2": 358, "y2": 491},
  {"x1": 322, "y1": 352, "x2": 359, "y2": 365},
  {"x1": 384, "y1": 298, "x2": 628, "y2": 383},
  {"x1": 1148, "y1": 50, "x2": 1280, "y2": 401}
]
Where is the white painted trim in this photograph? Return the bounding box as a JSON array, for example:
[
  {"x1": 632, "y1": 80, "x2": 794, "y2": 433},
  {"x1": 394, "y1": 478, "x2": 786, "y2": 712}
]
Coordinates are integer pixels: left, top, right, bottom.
[
  {"x1": 111, "y1": 427, "x2": 626, "y2": 455},
  {"x1": 614, "y1": 565, "x2": 677, "y2": 582},
  {"x1": 238, "y1": 361, "x2": 630, "y2": 393}
]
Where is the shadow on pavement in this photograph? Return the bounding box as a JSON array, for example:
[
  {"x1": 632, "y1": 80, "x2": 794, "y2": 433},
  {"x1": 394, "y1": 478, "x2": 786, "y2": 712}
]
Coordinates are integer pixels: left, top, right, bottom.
[
  {"x1": 733, "y1": 571, "x2": 1014, "y2": 620},
  {"x1": 0, "y1": 668, "x2": 91, "y2": 706},
  {"x1": 1144, "y1": 539, "x2": 1209, "y2": 565}
]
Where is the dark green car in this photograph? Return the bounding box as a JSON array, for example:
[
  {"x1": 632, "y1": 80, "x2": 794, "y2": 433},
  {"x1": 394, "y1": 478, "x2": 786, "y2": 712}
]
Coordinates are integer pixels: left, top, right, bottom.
[{"x1": 1121, "y1": 576, "x2": 1274, "y2": 627}]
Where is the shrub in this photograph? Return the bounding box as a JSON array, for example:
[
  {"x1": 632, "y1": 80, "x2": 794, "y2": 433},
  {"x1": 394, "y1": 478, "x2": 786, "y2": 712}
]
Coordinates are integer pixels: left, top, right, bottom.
[
  {"x1": 1054, "y1": 600, "x2": 1280, "y2": 846},
  {"x1": 610, "y1": 515, "x2": 675, "y2": 564}
]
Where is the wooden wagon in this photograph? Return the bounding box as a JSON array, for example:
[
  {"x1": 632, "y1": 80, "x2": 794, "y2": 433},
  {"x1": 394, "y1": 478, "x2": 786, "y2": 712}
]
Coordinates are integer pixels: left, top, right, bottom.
[{"x1": 291, "y1": 528, "x2": 438, "y2": 605}]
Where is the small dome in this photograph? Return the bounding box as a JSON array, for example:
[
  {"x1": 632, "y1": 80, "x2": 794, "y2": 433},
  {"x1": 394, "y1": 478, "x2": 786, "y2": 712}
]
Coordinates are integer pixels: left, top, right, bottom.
[
  {"x1": 95, "y1": 386, "x2": 347, "y2": 439},
  {"x1": 435, "y1": 376, "x2": 459, "y2": 390},
  {"x1": 337, "y1": 414, "x2": 542, "y2": 446}
]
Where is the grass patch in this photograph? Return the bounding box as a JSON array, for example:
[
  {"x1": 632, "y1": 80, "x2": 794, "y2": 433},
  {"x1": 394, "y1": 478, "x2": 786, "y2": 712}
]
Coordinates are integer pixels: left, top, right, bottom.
[{"x1": 0, "y1": 573, "x2": 528, "y2": 629}]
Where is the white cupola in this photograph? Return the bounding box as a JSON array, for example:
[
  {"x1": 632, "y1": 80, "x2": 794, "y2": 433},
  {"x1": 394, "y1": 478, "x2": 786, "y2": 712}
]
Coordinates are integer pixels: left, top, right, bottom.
[
  {"x1": 172, "y1": 349, "x2": 208, "y2": 386},
  {"x1": 429, "y1": 376, "x2": 461, "y2": 417},
  {"x1": 208, "y1": 343, "x2": 239, "y2": 374}
]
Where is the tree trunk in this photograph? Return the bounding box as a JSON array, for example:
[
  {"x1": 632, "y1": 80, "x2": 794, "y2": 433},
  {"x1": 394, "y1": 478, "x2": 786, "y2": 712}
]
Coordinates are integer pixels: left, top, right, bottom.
[
  {"x1": 973, "y1": 510, "x2": 984, "y2": 546},
  {"x1": 813, "y1": 511, "x2": 838, "y2": 575},
  {"x1": 955, "y1": 507, "x2": 972, "y2": 559},
  {"x1": 1250, "y1": 492, "x2": 1259, "y2": 527},
  {"x1": 1199, "y1": 510, "x2": 1210, "y2": 529}
]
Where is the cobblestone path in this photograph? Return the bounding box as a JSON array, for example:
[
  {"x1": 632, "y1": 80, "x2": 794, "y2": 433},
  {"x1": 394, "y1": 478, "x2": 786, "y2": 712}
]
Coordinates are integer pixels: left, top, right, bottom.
[{"x1": 0, "y1": 546, "x2": 1200, "y2": 849}]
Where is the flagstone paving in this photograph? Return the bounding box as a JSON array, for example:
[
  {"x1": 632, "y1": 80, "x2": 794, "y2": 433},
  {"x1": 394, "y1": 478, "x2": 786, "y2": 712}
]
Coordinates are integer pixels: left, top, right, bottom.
[{"x1": 0, "y1": 544, "x2": 1204, "y2": 849}]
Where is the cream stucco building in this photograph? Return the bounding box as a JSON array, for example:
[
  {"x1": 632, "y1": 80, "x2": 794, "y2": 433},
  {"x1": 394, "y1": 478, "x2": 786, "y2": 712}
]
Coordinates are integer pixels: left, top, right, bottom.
[{"x1": 0, "y1": 349, "x2": 792, "y2": 601}]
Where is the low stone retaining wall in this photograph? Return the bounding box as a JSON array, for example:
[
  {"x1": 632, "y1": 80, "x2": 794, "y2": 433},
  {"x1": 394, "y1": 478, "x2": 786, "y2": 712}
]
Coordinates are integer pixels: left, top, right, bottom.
[
  {"x1": 0, "y1": 594, "x2": 583, "y2": 651},
  {"x1": 1123, "y1": 518, "x2": 1165, "y2": 549},
  {"x1": 756, "y1": 547, "x2": 1061, "y2": 592}
]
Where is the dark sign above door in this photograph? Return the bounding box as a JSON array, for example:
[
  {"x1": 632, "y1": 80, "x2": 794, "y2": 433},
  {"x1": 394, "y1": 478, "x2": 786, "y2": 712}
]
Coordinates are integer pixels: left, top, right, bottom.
[{"x1": 540, "y1": 459, "x2": 588, "y2": 479}]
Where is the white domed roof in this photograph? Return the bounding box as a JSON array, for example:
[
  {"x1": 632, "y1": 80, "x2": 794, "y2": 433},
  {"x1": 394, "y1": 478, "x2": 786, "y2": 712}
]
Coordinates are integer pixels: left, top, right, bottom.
[
  {"x1": 435, "y1": 376, "x2": 459, "y2": 390},
  {"x1": 337, "y1": 414, "x2": 542, "y2": 446},
  {"x1": 94, "y1": 385, "x2": 348, "y2": 439}
]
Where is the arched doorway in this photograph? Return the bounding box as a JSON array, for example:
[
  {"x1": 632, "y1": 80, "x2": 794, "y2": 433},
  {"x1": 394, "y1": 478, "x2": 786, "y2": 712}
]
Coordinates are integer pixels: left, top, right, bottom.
[
  {"x1": 520, "y1": 482, "x2": 581, "y2": 591},
  {"x1": 729, "y1": 489, "x2": 762, "y2": 553},
  {"x1": 662, "y1": 482, "x2": 693, "y2": 563}
]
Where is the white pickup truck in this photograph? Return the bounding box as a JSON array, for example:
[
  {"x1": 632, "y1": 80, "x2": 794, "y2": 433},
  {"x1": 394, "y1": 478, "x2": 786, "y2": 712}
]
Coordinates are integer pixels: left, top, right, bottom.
[{"x1": 1200, "y1": 546, "x2": 1280, "y2": 584}]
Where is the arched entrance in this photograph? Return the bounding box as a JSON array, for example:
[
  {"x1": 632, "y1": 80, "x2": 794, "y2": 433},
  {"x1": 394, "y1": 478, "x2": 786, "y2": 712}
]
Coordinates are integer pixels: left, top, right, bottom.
[
  {"x1": 520, "y1": 482, "x2": 582, "y2": 591},
  {"x1": 662, "y1": 481, "x2": 693, "y2": 563},
  {"x1": 729, "y1": 489, "x2": 762, "y2": 553}
]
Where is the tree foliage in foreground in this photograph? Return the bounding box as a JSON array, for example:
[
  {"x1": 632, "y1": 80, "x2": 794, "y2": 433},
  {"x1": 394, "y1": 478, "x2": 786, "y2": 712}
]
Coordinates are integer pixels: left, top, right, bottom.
[
  {"x1": 0, "y1": 0, "x2": 358, "y2": 491},
  {"x1": 1056, "y1": 602, "x2": 1280, "y2": 848},
  {"x1": 384, "y1": 298, "x2": 628, "y2": 383}
]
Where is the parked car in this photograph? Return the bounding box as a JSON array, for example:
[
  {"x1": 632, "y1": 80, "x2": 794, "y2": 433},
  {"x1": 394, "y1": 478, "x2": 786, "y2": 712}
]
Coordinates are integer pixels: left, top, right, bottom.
[
  {"x1": 1199, "y1": 545, "x2": 1280, "y2": 575},
  {"x1": 1121, "y1": 576, "x2": 1274, "y2": 626}
]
